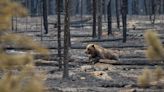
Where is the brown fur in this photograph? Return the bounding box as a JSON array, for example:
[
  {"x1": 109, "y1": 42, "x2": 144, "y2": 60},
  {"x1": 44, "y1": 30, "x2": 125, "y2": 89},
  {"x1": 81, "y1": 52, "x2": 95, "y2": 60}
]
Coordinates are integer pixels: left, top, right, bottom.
[{"x1": 85, "y1": 44, "x2": 118, "y2": 60}]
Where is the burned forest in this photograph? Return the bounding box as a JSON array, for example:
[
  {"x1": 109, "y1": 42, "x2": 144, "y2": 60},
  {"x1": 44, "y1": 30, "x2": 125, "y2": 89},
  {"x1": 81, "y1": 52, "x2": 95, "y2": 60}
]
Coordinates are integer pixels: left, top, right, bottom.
[{"x1": 0, "y1": 0, "x2": 164, "y2": 92}]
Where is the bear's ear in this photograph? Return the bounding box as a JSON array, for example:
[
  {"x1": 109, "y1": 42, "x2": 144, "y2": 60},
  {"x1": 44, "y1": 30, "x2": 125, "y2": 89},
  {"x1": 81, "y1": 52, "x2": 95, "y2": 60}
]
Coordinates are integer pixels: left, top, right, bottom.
[{"x1": 92, "y1": 44, "x2": 95, "y2": 48}]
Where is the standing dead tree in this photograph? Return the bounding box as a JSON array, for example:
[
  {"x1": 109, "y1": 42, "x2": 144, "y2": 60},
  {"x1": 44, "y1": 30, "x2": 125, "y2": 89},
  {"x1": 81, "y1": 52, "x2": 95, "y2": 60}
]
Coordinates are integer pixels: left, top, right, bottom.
[
  {"x1": 144, "y1": 0, "x2": 148, "y2": 15},
  {"x1": 115, "y1": 0, "x2": 120, "y2": 29},
  {"x1": 107, "y1": 0, "x2": 112, "y2": 35},
  {"x1": 80, "y1": 0, "x2": 83, "y2": 28},
  {"x1": 11, "y1": 16, "x2": 14, "y2": 31},
  {"x1": 67, "y1": 0, "x2": 71, "y2": 47},
  {"x1": 97, "y1": 0, "x2": 102, "y2": 39},
  {"x1": 149, "y1": 0, "x2": 155, "y2": 24},
  {"x1": 57, "y1": 0, "x2": 62, "y2": 70},
  {"x1": 121, "y1": 0, "x2": 128, "y2": 43},
  {"x1": 132, "y1": 0, "x2": 139, "y2": 15},
  {"x1": 92, "y1": 0, "x2": 97, "y2": 38},
  {"x1": 102, "y1": 0, "x2": 107, "y2": 22},
  {"x1": 160, "y1": 0, "x2": 164, "y2": 14},
  {"x1": 149, "y1": 0, "x2": 161, "y2": 24},
  {"x1": 63, "y1": 0, "x2": 70, "y2": 79},
  {"x1": 42, "y1": 0, "x2": 48, "y2": 34}
]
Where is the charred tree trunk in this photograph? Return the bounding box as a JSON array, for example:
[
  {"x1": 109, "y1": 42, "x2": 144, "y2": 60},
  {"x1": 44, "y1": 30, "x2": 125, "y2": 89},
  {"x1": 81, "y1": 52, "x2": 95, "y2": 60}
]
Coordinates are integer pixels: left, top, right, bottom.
[
  {"x1": 67, "y1": 0, "x2": 71, "y2": 47},
  {"x1": 11, "y1": 16, "x2": 14, "y2": 31},
  {"x1": 151, "y1": 0, "x2": 156, "y2": 24},
  {"x1": 102, "y1": 0, "x2": 106, "y2": 22},
  {"x1": 144, "y1": 0, "x2": 148, "y2": 15},
  {"x1": 80, "y1": 0, "x2": 83, "y2": 28},
  {"x1": 121, "y1": 0, "x2": 127, "y2": 43},
  {"x1": 57, "y1": 0, "x2": 62, "y2": 69},
  {"x1": 63, "y1": 0, "x2": 70, "y2": 79},
  {"x1": 148, "y1": 0, "x2": 152, "y2": 21},
  {"x1": 107, "y1": 0, "x2": 112, "y2": 35},
  {"x1": 150, "y1": 0, "x2": 160, "y2": 24},
  {"x1": 15, "y1": 16, "x2": 18, "y2": 32},
  {"x1": 149, "y1": 0, "x2": 155, "y2": 24},
  {"x1": 132, "y1": 0, "x2": 138, "y2": 15},
  {"x1": 43, "y1": 0, "x2": 48, "y2": 34},
  {"x1": 160, "y1": 0, "x2": 164, "y2": 14},
  {"x1": 115, "y1": 0, "x2": 120, "y2": 29},
  {"x1": 97, "y1": 0, "x2": 102, "y2": 39},
  {"x1": 92, "y1": 0, "x2": 97, "y2": 38}
]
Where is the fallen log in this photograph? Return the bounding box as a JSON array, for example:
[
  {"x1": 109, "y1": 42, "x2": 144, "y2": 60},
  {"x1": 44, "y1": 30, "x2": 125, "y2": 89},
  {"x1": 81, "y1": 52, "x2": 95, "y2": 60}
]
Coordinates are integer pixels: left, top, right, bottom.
[
  {"x1": 71, "y1": 34, "x2": 92, "y2": 37},
  {"x1": 82, "y1": 38, "x2": 122, "y2": 42},
  {"x1": 3, "y1": 44, "x2": 147, "y2": 50},
  {"x1": 99, "y1": 59, "x2": 164, "y2": 65},
  {"x1": 71, "y1": 44, "x2": 146, "y2": 49},
  {"x1": 119, "y1": 55, "x2": 145, "y2": 58}
]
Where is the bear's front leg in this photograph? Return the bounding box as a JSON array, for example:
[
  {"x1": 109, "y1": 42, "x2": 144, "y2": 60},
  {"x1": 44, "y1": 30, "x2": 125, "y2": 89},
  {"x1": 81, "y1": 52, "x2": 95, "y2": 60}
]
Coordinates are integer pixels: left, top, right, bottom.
[
  {"x1": 88, "y1": 56, "x2": 94, "y2": 64},
  {"x1": 89, "y1": 56, "x2": 100, "y2": 64}
]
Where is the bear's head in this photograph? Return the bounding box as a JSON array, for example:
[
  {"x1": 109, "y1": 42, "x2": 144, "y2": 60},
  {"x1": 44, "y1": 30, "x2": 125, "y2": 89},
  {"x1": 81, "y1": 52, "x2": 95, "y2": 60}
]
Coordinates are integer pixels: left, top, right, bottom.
[{"x1": 85, "y1": 44, "x2": 96, "y2": 55}]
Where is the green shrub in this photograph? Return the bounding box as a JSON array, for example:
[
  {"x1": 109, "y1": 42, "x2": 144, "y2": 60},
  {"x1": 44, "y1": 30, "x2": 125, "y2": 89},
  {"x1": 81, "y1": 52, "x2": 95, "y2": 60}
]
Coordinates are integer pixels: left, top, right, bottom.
[
  {"x1": 137, "y1": 30, "x2": 164, "y2": 88},
  {"x1": 0, "y1": 0, "x2": 48, "y2": 92}
]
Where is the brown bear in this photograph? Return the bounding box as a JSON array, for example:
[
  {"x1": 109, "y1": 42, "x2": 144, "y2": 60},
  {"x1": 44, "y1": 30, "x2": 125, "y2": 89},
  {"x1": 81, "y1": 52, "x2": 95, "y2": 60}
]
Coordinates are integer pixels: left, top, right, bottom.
[{"x1": 85, "y1": 44, "x2": 118, "y2": 63}]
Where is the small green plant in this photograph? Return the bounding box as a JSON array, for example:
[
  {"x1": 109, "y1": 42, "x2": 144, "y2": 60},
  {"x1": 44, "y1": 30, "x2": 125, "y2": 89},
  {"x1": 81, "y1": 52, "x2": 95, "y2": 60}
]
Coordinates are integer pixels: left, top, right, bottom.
[
  {"x1": 0, "y1": 0, "x2": 48, "y2": 92},
  {"x1": 145, "y1": 31, "x2": 164, "y2": 60},
  {"x1": 0, "y1": 0, "x2": 27, "y2": 31},
  {"x1": 137, "y1": 30, "x2": 164, "y2": 88},
  {"x1": 153, "y1": 66, "x2": 163, "y2": 81},
  {"x1": 137, "y1": 68, "x2": 151, "y2": 87}
]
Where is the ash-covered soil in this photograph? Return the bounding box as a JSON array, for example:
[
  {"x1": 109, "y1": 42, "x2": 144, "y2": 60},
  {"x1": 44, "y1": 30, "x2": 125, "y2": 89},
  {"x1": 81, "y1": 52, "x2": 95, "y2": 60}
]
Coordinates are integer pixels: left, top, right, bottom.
[{"x1": 10, "y1": 15, "x2": 164, "y2": 92}]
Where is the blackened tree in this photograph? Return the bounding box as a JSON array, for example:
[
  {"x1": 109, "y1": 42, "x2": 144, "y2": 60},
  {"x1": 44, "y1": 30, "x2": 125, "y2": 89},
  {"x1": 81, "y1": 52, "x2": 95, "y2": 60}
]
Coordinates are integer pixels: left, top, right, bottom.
[
  {"x1": 121, "y1": 0, "x2": 128, "y2": 43},
  {"x1": 116, "y1": 0, "x2": 120, "y2": 29},
  {"x1": 92, "y1": 0, "x2": 97, "y2": 38},
  {"x1": 42, "y1": 0, "x2": 48, "y2": 34},
  {"x1": 63, "y1": 0, "x2": 70, "y2": 79},
  {"x1": 107, "y1": 0, "x2": 112, "y2": 35},
  {"x1": 57, "y1": 0, "x2": 62, "y2": 70},
  {"x1": 97, "y1": 0, "x2": 102, "y2": 39}
]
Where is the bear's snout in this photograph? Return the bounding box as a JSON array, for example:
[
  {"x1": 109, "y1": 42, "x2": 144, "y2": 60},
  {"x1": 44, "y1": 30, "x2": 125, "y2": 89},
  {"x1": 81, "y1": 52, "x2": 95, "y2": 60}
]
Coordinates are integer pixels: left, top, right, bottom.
[
  {"x1": 85, "y1": 50, "x2": 90, "y2": 54},
  {"x1": 84, "y1": 50, "x2": 88, "y2": 54}
]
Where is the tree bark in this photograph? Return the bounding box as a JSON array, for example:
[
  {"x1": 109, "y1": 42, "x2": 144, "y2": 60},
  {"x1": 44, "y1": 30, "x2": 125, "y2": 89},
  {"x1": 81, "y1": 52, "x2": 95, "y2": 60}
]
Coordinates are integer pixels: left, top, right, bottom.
[
  {"x1": 57, "y1": 0, "x2": 62, "y2": 70},
  {"x1": 144, "y1": 0, "x2": 148, "y2": 15},
  {"x1": 97, "y1": 0, "x2": 102, "y2": 39},
  {"x1": 150, "y1": 0, "x2": 160, "y2": 24},
  {"x1": 92, "y1": 0, "x2": 97, "y2": 38},
  {"x1": 160, "y1": 0, "x2": 164, "y2": 14},
  {"x1": 151, "y1": 0, "x2": 156, "y2": 24},
  {"x1": 132, "y1": 0, "x2": 138, "y2": 15},
  {"x1": 121, "y1": 0, "x2": 127, "y2": 43},
  {"x1": 63, "y1": 0, "x2": 70, "y2": 79},
  {"x1": 80, "y1": 0, "x2": 83, "y2": 28},
  {"x1": 107, "y1": 0, "x2": 112, "y2": 35},
  {"x1": 115, "y1": 0, "x2": 120, "y2": 29},
  {"x1": 11, "y1": 16, "x2": 14, "y2": 31},
  {"x1": 148, "y1": 0, "x2": 152, "y2": 21},
  {"x1": 102, "y1": 0, "x2": 106, "y2": 22},
  {"x1": 43, "y1": 0, "x2": 48, "y2": 34}
]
